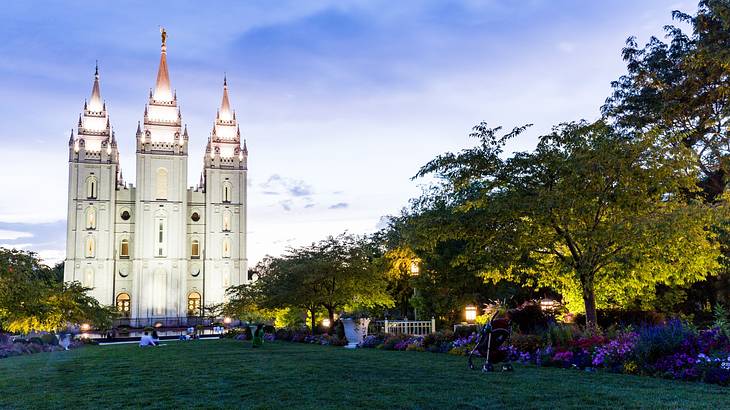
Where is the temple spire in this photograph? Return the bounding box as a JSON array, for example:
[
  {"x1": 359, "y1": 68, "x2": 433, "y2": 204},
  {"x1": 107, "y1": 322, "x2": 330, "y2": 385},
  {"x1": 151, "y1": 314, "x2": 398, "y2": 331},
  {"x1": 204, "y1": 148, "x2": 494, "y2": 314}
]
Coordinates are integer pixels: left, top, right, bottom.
[
  {"x1": 219, "y1": 75, "x2": 232, "y2": 121},
  {"x1": 88, "y1": 61, "x2": 103, "y2": 112},
  {"x1": 153, "y1": 27, "x2": 172, "y2": 101}
]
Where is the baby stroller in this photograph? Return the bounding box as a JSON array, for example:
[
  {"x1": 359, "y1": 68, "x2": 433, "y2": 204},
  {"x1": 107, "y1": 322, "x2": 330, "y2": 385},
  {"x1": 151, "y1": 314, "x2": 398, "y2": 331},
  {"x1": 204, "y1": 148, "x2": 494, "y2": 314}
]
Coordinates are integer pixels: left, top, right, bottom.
[{"x1": 467, "y1": 311, "x2": 513, "y2": 372}]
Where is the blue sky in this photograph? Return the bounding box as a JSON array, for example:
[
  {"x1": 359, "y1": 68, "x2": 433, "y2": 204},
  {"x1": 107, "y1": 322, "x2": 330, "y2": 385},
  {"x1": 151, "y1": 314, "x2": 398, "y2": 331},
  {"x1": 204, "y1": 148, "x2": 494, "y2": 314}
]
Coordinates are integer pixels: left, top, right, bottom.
[{"x1": 0, "y1": 0, "x2": 695, "y2": 265}]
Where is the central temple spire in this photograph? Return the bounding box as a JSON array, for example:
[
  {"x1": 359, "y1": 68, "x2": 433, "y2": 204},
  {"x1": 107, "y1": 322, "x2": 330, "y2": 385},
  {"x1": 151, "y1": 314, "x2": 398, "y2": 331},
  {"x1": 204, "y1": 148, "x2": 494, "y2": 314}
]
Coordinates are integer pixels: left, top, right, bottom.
[
  {"x1": 153, "y1": 27, "x2": 172, "y2": 102},
  {"x1": 219, "y1": 74, "x2": 232, "y2": 121},
  {"x1": 88, "y1": 61, "x2": 103, "y2": 112}
]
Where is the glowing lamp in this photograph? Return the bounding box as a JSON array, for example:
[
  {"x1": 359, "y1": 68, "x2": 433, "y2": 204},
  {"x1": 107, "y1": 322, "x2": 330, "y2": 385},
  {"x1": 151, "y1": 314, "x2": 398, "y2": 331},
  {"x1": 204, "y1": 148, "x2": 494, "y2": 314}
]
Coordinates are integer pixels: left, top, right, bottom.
[
  {"x1": 322, "y1": 318, "x2": 331, "y2": 328},
  {"x1": 410, "y1": 261, "x2": 420, "y2": 276},
  {"x1": 154, "y1": 321, "x2": 163, "y2": 328},
  {"x1": 223, "y1": 317, "x2": 232, "y2": 325},
  {"x1": 80, "y1": 323, "x2": 91, "y2": 331},
  {"x1": 540, "y1": 298, "x2": 558, "y2": 311},
  {"x1": 465, "y1": 305, "x2": 477, "y2": 324}
]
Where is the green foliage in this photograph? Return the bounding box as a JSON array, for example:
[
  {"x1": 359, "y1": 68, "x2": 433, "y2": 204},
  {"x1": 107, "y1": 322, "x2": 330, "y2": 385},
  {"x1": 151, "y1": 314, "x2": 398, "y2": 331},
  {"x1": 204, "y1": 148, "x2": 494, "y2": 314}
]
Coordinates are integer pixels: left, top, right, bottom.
[
  {"x1": 712, "y1": 303, "x2": 729, "y2": 336},
  {"x1": 0, "y1": 248, "x2": 114, "y2": 333},
  {"x1": 224, "y1": 234, "x2": 394, "y2": 332},
  {"x1": 415, "y1": 120, "x2": 721, "y2": 326}
]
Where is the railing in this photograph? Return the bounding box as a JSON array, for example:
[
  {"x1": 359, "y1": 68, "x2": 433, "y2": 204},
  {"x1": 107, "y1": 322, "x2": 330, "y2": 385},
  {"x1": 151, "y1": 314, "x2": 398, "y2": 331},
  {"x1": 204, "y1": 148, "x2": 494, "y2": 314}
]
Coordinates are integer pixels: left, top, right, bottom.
[
  {"x1": 370, "y1": 318, "x2": 436, "y2": 336},
  {"x1": 112, "y1": 316, "x2": 241, "y2": 329}
]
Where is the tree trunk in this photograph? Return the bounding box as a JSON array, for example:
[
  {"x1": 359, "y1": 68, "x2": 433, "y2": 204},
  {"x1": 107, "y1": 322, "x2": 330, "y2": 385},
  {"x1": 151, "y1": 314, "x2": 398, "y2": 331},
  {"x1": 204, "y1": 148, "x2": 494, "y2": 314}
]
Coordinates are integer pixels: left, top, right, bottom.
[
  {"x1": 309, "y1": 308, "x2": 317, "y2": 334},
  {"x1": 581, "y1": 274, "x2": 598, "y2": 329},
  {"x1": 327, "y1": 308, "x2": 335, "y2": 335}
]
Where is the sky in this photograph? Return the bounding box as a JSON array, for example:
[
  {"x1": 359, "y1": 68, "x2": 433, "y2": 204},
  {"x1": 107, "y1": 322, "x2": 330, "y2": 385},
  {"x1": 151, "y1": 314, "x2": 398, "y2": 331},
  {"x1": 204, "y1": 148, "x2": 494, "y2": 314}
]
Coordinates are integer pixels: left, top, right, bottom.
[{"x1": 0, "y1": 0, "x2": 696, "y2": 266}]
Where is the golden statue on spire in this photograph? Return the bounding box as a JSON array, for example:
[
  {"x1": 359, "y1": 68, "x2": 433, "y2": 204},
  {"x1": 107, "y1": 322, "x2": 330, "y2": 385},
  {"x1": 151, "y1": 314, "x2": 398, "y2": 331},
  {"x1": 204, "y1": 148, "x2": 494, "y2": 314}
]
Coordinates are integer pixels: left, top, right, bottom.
[{"x1": 160, "y1": 26, "x2": 167, "y2": 46}]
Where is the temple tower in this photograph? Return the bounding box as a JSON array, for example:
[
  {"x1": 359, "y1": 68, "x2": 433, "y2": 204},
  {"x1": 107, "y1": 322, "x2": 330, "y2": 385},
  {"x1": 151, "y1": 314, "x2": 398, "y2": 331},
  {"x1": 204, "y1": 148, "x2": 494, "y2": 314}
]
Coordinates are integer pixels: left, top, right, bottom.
[
  {"x1": 64, "y1": 64, "x2": 121, "y2": 305},
  {"x1": 130, "y1": 28, "x2": 189, "y2": 319},
  {"x1": 201, "y1": 76, "x2": 249, "y2": 305}
]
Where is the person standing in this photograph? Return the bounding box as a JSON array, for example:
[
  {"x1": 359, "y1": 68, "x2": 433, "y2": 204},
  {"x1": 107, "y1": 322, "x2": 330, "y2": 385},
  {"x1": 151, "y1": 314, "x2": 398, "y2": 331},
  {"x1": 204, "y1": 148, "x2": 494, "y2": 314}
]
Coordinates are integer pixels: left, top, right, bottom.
[{"x1": 252, "y1": 324, "x2": 264, "y2": 348}]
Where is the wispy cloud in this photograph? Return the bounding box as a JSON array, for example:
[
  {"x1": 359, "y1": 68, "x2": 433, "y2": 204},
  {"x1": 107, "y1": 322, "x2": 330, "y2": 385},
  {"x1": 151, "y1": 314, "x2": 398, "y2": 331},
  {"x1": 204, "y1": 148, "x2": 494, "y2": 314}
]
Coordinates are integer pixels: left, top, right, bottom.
[
  {"x1": 328, "y1": 202, "x2": 348, "y2": 209},
  {"x1": 260, "y1": 174, "x2": 314, "y2": 197}
]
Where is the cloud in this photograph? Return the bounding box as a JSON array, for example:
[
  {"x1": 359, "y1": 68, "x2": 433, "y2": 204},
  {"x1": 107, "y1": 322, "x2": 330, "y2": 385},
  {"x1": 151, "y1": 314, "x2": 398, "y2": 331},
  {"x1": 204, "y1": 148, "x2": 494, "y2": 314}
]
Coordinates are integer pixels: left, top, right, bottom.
[
  {"x1": 304, "y1": 203, "x2": 316, "y2": 209},
  {"x1": 0, "y1": 229, "x2": 33, "y2": 241},
  {"x1": 279, "y1": 200, "x2": 293, "y2": 211},
  {"x1": 328, "y1": 202, "x2": 349, "y2": 209},
  {"x1": 260, "y1": 174, "x2": 314, "y2": 197},
  {"x1": 0, "y1": 221, "x2": 66, "y2": 265}
]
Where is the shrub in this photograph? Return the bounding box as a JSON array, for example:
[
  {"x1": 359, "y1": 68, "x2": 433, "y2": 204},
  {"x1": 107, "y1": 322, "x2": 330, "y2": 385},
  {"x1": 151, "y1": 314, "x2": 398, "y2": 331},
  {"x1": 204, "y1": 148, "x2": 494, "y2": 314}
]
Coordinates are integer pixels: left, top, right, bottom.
[
  {"x1": 510, "y1": 333, "x2": 544, "y2": 353},
  {"x1": 422, "y1": 330, "x2": 454, "y2": 353},
  {"x1": 40, "y1": 334, "x2": 58, "y2": 346},
  {"x1": 358, "y1": 334, "x2": 384, "y2": 348},
  {"x1": 634, "y1": 319, "x2": 695, "y2": 368},
  {"x1": 453, "y1": 325, "x2": 478, "y2": 339},
  {"x1": 380, "y1": 334, "x2": 409, "y2": 350},
  {"x1": 509, "y1": 302, "x2": 553, "y2": 334}
]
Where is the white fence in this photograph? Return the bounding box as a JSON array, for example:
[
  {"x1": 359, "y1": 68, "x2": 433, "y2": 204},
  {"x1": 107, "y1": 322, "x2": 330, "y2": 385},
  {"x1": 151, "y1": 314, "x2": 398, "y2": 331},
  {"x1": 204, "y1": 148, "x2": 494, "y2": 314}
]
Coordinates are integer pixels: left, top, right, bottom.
[{"x1": 371, "y1": 318, "x2": 436, "y2": 336}]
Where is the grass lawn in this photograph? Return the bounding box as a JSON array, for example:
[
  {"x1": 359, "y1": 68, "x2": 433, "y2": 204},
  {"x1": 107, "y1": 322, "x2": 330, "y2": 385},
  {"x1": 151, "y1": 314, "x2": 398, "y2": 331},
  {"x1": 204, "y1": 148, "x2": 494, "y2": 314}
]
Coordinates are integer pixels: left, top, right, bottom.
[{"x1": 0, "y1": 339, "x2": 726, "y2": 409}]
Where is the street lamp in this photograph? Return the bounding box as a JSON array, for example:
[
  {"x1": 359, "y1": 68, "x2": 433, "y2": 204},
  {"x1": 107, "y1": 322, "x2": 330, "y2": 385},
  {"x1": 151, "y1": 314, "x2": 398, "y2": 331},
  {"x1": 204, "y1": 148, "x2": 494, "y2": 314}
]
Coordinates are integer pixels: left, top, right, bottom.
[
  {"x1": 465, "y1": 305, "x2": 477, "y2": 324},
  {"x1": 410, "y1": 259, "x2": 420, "y2": 320},
  {"x1": 322, "y1": 318, "x2": 331, "y2": 328},
  {"x1": 410, "y1": 261, "x2": 420, "y2": 276}
]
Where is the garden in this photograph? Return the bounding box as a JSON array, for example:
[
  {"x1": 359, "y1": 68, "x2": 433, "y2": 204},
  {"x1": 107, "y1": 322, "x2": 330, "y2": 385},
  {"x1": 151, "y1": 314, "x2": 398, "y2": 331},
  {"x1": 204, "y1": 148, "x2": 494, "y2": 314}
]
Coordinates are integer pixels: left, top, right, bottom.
[{"x1": 0, "y1": 339, "x2": 728, "y2": 409}]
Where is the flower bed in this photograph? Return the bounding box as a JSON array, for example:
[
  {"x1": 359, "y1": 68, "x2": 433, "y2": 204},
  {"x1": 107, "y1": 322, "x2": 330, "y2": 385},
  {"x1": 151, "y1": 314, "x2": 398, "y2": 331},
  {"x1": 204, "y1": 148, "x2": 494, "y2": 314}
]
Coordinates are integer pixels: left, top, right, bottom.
[{"x1": 351, "y1": 320, "x2": 730, "y2": 387}]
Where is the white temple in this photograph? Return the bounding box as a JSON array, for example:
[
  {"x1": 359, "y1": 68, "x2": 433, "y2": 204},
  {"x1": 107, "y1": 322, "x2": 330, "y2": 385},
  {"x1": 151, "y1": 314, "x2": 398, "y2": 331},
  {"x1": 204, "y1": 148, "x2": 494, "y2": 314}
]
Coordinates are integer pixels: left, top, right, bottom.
[{"x1": 64, "y1": 29, "x2": 248, "y2": 322}]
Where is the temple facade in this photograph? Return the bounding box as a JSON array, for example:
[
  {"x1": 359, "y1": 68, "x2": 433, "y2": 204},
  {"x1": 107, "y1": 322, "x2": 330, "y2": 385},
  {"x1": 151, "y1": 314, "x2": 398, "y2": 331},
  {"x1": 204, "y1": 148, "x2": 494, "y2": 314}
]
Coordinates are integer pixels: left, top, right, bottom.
[{"x1": 64, "y1": 30, "x2": 248, "y2": 322}]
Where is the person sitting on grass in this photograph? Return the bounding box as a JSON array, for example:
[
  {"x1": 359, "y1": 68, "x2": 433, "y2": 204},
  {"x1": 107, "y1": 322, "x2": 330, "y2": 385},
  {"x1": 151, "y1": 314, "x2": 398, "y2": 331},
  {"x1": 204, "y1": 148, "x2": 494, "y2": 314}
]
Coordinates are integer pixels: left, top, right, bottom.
[
  {"x1": 252, "y1": 323, "x2": 264, "y2": 348},
  {"x1": 139, "y1": 331, "x2": 157, "y2": 347}
]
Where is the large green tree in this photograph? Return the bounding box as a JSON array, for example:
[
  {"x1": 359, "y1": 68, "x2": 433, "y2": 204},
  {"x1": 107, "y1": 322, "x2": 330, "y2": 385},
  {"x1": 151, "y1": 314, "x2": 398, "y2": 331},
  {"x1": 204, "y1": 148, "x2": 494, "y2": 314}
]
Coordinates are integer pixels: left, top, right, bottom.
[
  {"x1": 0, "y1": 248, "x2": 114, "y2": 333},
  {"x1": 230, "y1": 234, "x2": 393, "y2": 332},
  {"x1": 416, "y1": 121, "x2": 721, "y2": 326},
  {"x1": 603, "y1": 0, "x2": 730, "y2": 307},
  {"x1": 604, "y1": 0, "x2": 730, "y2": 200}
]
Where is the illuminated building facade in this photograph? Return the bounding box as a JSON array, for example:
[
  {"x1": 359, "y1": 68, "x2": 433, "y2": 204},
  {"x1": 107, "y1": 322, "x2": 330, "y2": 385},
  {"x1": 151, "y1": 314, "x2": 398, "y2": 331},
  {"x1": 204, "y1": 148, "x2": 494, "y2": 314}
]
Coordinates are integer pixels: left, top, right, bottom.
[{"x1": 64, "y1": 30, "x2": 248, "y2": 321}]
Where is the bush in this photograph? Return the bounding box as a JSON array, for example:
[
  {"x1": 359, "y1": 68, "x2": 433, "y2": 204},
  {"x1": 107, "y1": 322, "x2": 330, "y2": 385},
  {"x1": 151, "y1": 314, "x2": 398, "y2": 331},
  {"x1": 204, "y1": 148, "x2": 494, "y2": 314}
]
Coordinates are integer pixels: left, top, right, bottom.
[
  {"x1": 422, "y1": 331, "x2": 454, "y2": 353},
  {"x1": 453, "y1": 325, "x2": 478, "y2": 339},
  {"x1": 358, "y1": 334, "x2": 385, "y2": 348},
  {"x1": 509, "y1": 302, "x2": 553, "y2": 334},
  {"x1": 380, "y1": 334, "x2": 409, "y2": 350},
  {"x1": 510, "y1": 333, "x2": 544, "y2": 353},
  {"x1": 634, "y1": 319, "x2": 695, "y2": 368},
  {"x1": 40, "y1": 334, "x2": 58, "y2": 346}
]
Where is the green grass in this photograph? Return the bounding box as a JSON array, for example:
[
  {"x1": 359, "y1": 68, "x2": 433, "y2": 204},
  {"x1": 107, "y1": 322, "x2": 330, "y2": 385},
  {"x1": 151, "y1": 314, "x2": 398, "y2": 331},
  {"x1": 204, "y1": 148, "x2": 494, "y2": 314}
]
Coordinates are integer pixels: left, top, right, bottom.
[{"x1": 0, "y1": 340, "x2": 726, "y2": 409}]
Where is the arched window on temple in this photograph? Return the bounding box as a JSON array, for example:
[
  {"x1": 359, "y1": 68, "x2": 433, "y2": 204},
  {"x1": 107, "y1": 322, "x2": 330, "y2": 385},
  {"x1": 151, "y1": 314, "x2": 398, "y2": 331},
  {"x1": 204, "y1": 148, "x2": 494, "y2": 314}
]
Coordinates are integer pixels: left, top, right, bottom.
[
  {"x1": 85, "y1": 236, "x2": 95, "y2": 258},
  {"x1": 187, "y1": 292, "x2": 201, "y2": 316},
  {"x1": 116, "y1": 293, "x2": 131, "y2": 318},
  {"x1": 222, "y1": 181, "x2": 232, "y2": 203},
  {"x1": 222, "y1": 237, "x2": 231, "y2": 258},
  {"x1": 156, "y1": 168, "x2": 168, "y2": 200},
  {"x1": 222, "y1": 210, "x2": 231, "y2": 232},
  {"x1": 85, "y1": 207, "x2": 96, "y2": 230},
  {"x1": 86, "y1": 176, "x2": 98, "y2": 199}
]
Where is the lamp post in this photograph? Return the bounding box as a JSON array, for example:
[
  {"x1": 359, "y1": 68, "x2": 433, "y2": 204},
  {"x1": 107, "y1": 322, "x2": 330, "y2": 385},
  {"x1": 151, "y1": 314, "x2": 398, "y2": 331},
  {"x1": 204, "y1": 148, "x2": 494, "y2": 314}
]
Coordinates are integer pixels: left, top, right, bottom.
[
  {"x1": 465, "y1": 305, "x2": 477, "y2": 324},
  {"x1": 410, "y1": 260, "x2": 420, "y2": 320}
]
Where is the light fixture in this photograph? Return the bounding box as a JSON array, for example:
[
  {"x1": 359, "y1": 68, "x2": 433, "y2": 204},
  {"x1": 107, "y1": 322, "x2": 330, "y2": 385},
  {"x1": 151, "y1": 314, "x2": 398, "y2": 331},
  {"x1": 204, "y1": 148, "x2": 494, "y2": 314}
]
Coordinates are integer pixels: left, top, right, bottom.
[
  {"x1": 410, "y1": 261, "x2": 420, "y2": 276},
  {"x1": 223, "y1": 317, "x2": 232, "y2": 325},
  {"x1": 322, "y1": 318, "x2": 331, "y2": 328},
  {"x1": 80, "y1": 323, "x2": 91, "y2": 331},
  {"x1": 465, "y1": 305, "x2": 477, "y2": 324},
  {"x1": 540, "y1": 298, "x2": 558, "y2": 311}
]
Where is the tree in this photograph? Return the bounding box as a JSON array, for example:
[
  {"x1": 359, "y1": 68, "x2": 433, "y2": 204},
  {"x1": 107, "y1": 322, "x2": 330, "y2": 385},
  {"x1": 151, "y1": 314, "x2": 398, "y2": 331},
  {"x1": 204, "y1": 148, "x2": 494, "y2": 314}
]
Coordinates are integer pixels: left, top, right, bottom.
[
  {"x1": 417, "y1": 121, "x2": 721, "y2": 326},
  {"x1": 234, "y1": 234, "x2": 394, "y2": 333},
  {"x1": 309, "y1": 234, "x2": 393, "y2": 330},
  {"x1": 604, "y1": 0, "x2": 730, "y2": 201},
  {"x1": 0, "y1": 247, "x2": 114, "y2": 333}
]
